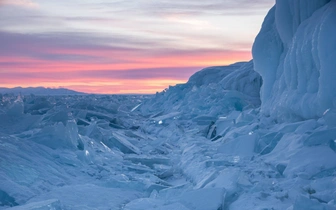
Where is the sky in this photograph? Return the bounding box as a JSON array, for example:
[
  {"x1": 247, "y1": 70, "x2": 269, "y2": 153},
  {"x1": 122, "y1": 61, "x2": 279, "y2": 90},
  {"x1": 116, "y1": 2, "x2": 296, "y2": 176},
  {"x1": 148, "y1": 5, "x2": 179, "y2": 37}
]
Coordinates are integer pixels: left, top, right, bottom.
[{"x1": 0, "y1": 0, "x2": 274, "y2": 94}]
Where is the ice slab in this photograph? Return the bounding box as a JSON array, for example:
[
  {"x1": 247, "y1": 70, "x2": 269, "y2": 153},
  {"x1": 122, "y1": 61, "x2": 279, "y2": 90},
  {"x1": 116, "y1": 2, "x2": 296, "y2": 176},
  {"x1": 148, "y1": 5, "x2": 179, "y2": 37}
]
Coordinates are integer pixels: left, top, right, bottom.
[
  {"x1": 293, "y1": 195, "x2": 336, "y2": 210},
  {"x1": 124, "y1": 198, "x2": 190, "y2": 210},
  {"x1": 0, "y1": 189, "x2": 18, "y2": 208},
  {"x1": 304, "y1": 128, "x2": 336, "y2": 147},
  {"x1": 217, "y1": 134, "x2": 257, "y2": 157},
  {"x1": 323, "y1": 109, "x2": 336, "y2": 128},
  {"x1": 27, "y1": 184, "x2": 142, "y2": 210},
  {"x1": 284, "y1": 146, "x2": 336, "y2": 178},
  {"x1": 159, "y1": 188, "x2": 226, "y2": 210},
  {"x1": 104, "y1": 132, "x2": 140, "y2": 154},
  {"x1": 7, "y1": 98, "x2": 24, "y2": 116},
  {"x1": 7, "y1": 199, "x2": 62, "y2": 210},
  {"x1": 131, "y1": 103, "x2": 142, "y2": 112},
  {"x1": 28, "y1": 120, "x2": 82, "y2": 150},
  {"x1": 152, "y1": 112, "x2": 180, "y2": 122},
  {"x1": 256, "y1": 132, "x2": 283, "y2": 155},
  {"x1": 203, "y1": 169, "x2": 239, "y2": 191},
  {"x1": 124, "y1": 155, "x2": 170, "y2": 168}
]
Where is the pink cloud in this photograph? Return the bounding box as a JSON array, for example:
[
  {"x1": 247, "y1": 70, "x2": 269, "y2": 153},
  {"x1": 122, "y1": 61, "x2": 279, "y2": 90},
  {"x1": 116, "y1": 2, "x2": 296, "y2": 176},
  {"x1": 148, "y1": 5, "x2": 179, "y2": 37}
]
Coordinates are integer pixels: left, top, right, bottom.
[
  {"x1": 0, "y1": 0, "x2": 38, "y2": 8},
  {"x1": 0, "y1": 30, "x2": 252, "y2": 94}
]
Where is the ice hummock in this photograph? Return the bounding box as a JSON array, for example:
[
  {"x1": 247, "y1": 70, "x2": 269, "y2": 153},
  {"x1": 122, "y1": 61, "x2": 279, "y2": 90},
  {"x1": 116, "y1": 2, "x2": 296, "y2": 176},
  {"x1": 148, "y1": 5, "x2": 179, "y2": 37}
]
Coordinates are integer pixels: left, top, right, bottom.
[{"x1": 140, "y1": 61, "x2": 262, "y2": 124}]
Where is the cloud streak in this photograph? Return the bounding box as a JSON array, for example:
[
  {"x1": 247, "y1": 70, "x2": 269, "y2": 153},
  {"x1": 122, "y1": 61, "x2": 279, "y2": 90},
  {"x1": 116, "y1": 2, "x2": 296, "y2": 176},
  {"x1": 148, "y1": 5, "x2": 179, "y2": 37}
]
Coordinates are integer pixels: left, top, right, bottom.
[
  {"x1": 0, "y1": 0, "x2": 274, "y2": 93},
  {"x1": 96, "y1": 0, "x2": 274, "y2": 16},
  {"x1": 0, "y1": 29, "x2": 251, "y2": 93},
  {"x1": 0, "y1": 0, "x2": 38, "y2": 8}
]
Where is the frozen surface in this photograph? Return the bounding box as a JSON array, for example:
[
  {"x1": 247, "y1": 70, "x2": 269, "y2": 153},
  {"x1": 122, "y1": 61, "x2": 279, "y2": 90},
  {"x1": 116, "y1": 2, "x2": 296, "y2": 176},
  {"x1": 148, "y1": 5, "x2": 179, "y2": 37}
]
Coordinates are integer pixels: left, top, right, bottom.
[
  {"x1": 140, "y1": 61, "x2": 262, "y2": 122},
  {"x1": 1, "y1": 1, "x2": 336, "y2": 209},
  {"x1": 253, "y1": 0, "x2": 336, "y2": 120},
  {"x1": 7, "y1": 199, "x2": 62, "y2": 210},
  {"x1": 1, "y1": 66, "x2": 334, "y2": 210}
]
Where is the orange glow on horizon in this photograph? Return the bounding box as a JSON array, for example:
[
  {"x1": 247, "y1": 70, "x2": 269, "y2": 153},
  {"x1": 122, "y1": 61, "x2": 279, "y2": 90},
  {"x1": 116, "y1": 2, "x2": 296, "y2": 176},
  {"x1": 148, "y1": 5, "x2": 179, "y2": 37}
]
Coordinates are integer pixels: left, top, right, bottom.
[
  {"x1": 0, "y1": 48, "x2": 252, "y2": 94},
  {"x1": 0, "y1": 50, "x2": 250, "y2": 72},
  {"x1": 0, "y1": 79, "x2": 188, "y2": 94},
  {"x1": 0, "y1": 0, "x2": 274, "y2": 94}
]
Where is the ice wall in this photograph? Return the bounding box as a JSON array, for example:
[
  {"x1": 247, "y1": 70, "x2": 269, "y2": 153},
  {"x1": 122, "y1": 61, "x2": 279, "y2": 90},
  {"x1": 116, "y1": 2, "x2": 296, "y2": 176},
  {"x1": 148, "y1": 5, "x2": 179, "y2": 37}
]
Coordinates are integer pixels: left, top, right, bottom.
[{"x1": 252, "y1": 0, "x2": 336, "y2": 120}]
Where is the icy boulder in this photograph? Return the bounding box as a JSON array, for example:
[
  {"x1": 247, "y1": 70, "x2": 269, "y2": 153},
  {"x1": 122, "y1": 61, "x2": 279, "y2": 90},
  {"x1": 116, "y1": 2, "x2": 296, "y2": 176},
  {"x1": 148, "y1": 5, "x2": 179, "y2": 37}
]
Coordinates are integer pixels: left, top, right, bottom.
[{"x1": 252, "y1": 0, "x2": 336, "y2": 120}]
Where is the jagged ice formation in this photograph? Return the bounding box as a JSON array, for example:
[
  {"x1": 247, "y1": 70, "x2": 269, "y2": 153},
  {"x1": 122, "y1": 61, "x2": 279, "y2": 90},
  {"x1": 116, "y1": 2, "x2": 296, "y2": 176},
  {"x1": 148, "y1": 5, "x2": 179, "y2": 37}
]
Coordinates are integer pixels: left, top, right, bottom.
[{"x1": 253, "y1": 0, "x2": 336, "y2": 120}]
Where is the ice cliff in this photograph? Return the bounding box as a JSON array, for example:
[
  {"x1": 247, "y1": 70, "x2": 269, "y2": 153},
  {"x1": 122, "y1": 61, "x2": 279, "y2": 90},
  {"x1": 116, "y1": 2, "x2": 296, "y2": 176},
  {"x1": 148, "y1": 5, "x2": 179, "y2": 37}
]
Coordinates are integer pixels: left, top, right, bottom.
[{"x1": 253, "y1": 0, "x2": 336, "y2": 120}]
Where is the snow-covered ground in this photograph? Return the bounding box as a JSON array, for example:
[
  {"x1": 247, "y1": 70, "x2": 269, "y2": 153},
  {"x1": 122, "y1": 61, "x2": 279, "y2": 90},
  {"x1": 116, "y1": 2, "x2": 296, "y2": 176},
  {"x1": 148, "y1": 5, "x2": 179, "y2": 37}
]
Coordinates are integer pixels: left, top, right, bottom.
[{"x1": 1, "y1": 0, "x2": 336, "y2": 209}]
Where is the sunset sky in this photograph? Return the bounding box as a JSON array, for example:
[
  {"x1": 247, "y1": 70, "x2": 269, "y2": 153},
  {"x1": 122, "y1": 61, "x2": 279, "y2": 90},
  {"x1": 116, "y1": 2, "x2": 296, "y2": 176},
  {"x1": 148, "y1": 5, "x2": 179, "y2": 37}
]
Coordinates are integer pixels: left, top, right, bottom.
[{"x1": 0, "y1": 0, "x2": 274, "y2": 94}]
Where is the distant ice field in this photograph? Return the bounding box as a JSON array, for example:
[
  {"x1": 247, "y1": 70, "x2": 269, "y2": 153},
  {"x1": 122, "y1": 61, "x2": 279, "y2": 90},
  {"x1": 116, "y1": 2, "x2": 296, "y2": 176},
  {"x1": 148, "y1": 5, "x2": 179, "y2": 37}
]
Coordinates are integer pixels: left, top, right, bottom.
[{"x1": 0, "y1": 61, "x2": 335, "y2": 210}]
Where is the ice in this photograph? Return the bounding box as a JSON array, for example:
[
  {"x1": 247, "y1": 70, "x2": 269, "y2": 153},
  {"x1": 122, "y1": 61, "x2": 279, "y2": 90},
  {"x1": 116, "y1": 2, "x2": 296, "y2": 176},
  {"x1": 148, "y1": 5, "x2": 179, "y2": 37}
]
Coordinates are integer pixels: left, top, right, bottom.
[
  {"x1": 0, "y1": 97, "x2": 41, "y2": 135},
  {"x1": 220, "y1": 61, "x2": 262, "y2": 106},
  {"x1": 1, "y1": 1, "x2": 336, "y2": 209},
  {"x1": 175, "y1": 188, "x2": 225, "y2": 210},
  {"x1": 323, "y1": 108, "x2": 336, "y2": 128},
  {"x1": 28, "y1": 120, "x2": 83, "y2": 150},
  {"x1": 187, "y1": 63, "x2": 244, "y2": 87},
  {"x1": 6, "y1": 199, "x2": 61, "y2": 210},
  {"x1": 124, "y1": 155, "x2": 170, "y2": 168},
  {"x1": 294, "y1": 119, "x2": 318, "y2": 134},
  {"x1": 0, "y1": 87, "x2": 84, "y2": 96},
  {"x1": 24, "y1": 96, "x2": 52, "y2": 115},
  {"x1": 105, "y1": 132, "x2": 141, "y2": 154},
  {"x1": 152, "y1": 112, "x2": 180, "y2": 123},
  {"x1": 7, "y1": 96, "x2": 24, "y2": 116},
  {"x1": 131, "y1": 103, "x2": 142, "y2": 112},
  {"x1": 140, "y1": 61, "x2": 261, "y2": 121},
  {"x1": 304, "y1": 128, "x2": 336, "y2": 147},
  {"x1": 147, "y1": 187, "x2": 226, "y2": 210},
  {"x1": 43, "y1": 111, "x2": 69, "y2": 126},
  {"x1": 204, "y1": 169, "x2": 239, "y2": 190},
  {"x1": 1, "y1": 90, "x2": 335, "y2": 210},
  {"x1": 253, "y1": 0, "x2": 336, "y2": 120},
  {"x1": 124, "y1": 198, "x2": 189, "y2": 210},
  {"x1": 0, "y1": 190, "x2": 18, "y2": 208},
  {"x1": 27, "y1": 184, "x2": 143, "y2": 210},
  {"x1": 292, "y1": 195, "x2": 336, "y2": 210},
  {"x1": 283, "y1": 146, "x2": 336, "y2": 178},
  {"x1": 217, "y1": 134, "x2": 257, "y2": 157}
]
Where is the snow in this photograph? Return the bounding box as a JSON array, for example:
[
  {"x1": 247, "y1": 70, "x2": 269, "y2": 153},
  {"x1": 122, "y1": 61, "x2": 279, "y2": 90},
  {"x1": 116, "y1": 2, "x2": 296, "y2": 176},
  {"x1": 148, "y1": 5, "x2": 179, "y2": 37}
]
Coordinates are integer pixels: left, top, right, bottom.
[{"x1": 1, "y1": 1, "x2": 335, "y2": 209}]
